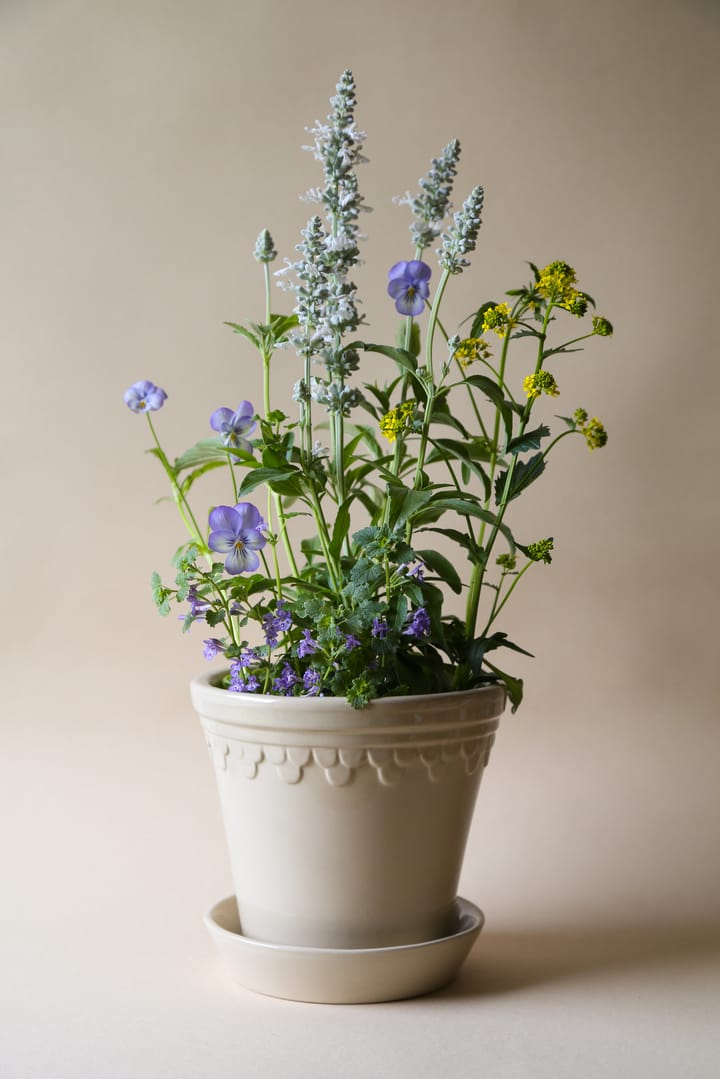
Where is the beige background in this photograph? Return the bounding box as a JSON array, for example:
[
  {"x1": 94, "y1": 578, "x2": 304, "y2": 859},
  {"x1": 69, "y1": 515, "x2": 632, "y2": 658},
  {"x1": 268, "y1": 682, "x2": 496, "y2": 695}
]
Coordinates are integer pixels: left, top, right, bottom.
[{"x1": 1, "y1": 0, "x2": 719, "y2": 1075}]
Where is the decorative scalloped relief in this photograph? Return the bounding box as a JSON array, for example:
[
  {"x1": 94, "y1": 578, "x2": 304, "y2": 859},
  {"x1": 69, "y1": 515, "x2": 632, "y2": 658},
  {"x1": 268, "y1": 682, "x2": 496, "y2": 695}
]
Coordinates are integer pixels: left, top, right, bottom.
[
  {"x1": 205, "y1": 736, "x2": 230, "y2": 772},
  {"x1": 208, "y1": 735, "x2": 496, "y2": 786}
]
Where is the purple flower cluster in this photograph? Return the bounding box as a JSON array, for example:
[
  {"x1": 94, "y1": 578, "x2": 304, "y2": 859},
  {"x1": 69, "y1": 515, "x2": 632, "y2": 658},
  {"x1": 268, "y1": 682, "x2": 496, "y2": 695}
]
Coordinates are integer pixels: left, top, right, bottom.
[
  {"x1": 272, "y1": 663, "x2": 299, "y2": 696},
  {"x1": 303, "y1": 669, "x2": 322, "y2": 696},
  {"x1": 296, "y1": 630, "x2": 318, "y2": 658},
  {"x1": 371, "y1": 617, "x2": 388, "y2": 639},
  {"x1": 403, "y1": 607, "x2": 431, "y2": 638},
  {"x1": 202, "y1": 638, "x2": 224, "y2": 660},
  {"x1": 263, "y1": 600, "x2": 293, "y2": 648},
  {"x1": 229, "y1": 659, "x2": 261, "y2": 694},
  {"x1": 344, "y1": 634, "x2": 361, "y2": 652}
]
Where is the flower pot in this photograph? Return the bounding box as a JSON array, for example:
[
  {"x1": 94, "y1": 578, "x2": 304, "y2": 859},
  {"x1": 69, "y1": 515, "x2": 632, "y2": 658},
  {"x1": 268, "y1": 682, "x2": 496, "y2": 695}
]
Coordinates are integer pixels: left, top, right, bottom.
[{"x1": 191, "y1": 674, "x2": 505, "y2": 952}]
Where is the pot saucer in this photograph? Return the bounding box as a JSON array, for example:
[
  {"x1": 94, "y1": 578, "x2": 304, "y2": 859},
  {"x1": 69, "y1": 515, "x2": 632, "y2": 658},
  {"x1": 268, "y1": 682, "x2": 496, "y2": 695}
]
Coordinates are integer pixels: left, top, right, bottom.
[{"x1": 204, "y1": 895, "x2": 484, "y2": 1004}]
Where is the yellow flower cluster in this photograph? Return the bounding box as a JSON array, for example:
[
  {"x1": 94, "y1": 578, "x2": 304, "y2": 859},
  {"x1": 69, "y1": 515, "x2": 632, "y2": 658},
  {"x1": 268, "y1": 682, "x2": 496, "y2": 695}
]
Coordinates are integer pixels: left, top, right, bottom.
[
  {"x1": 527, "y1": 538, "x2": 554, "y2": 564},
  {"x1": 481, "y1": 303, "x2": 513, "y2": 338},
  {"x1": 380, "y1": 401, "x2": 415, "y2": 443},
  {"x1": 573, "y1": 408, "x2": 608, "y2": 449},
  {"x1": 583, "y1": 417, "x2": 608, "y2": 450},
  {"x1": 523, "y1": 370, "x2": 560, "y2": 399},
  {"x1": 454, "y1": 337, "x2": 492, "y2": 367},
  {"x1": 537, "y1": 260, "x2": 587, "y2": 317}
]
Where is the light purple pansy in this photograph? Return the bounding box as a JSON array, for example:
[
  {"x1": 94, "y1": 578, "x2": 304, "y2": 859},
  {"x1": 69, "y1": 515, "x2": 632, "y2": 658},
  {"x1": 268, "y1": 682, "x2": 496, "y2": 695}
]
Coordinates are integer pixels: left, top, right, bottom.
[
  {"x1": 210, "y1": 401, "x2": 256, "y2": 453},
  {"x1": 124, "y1": 380, "x2": 167, "y2": 413},
  {"x1": 208, "y1": 502, "x2": 266, "y2": 575},
  {"x1": 387, "y1": 261, "x2": 432, "y2": 316}
]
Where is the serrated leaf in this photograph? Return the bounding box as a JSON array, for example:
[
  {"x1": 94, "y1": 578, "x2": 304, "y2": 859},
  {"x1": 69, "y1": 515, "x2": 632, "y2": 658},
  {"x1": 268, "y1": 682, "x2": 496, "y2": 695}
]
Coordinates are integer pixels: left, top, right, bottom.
[
  {"x1": 494, "y1": 453, "x2": 546, "y2": 505},
  {"x1": 506, "y1": 425, "x2": 550, "y2": 454},
  {"x1": 224, "y1": 321, "x2": 260, "y2": 347}
]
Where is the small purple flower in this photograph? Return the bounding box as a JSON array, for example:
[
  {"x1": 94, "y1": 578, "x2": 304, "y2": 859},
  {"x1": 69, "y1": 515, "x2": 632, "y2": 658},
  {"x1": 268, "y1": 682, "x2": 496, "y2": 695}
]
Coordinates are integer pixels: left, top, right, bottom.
[
  {"x1": 239, "y1": 647, "x2": 261, "y2": 666},
  {"x1": 263, "y1": 600, "x2": 293, "y2": 649},
  {"x1": 210, "y1": 401, "x2": 256, "y2": 453},
  {"x1": 181, "y1": 586, "x2": 211, "y2": 623},
  {"x1": 274, "y1": 600, "x2": 293, "y2": 633},
  {"x1": 273, "y1": 663, "x2": 299, "y2": 696},
  {"x1": 403, "y1": 606, "x2": 431, "y2": 638},
  {"x1": 297, "y1": 629, "x2": 318, "y2": 658},
  {"x1": 408, "y1": 561, "x2": 425, "y2": 582},
  {"x1": 208, "y1": 502, "x2": 266, "y2": 575},
  {"x1": 303, "y1": 669, "x2": 321, "y2": 696},
  {"x1": 344, "y1": 634, "x2": 361, "y2": 652},
  {"x1": 371, "y1": 617, "x2": 388, "y2": 639},
  {"x1": 229, "y1": 673, "x2": 261, "y2": 693},
  {"x1": 229, "y1": 659, "x2": 261, "y2": 693},
  {"x1": 387, "y1": 261, "x2": 432, "y2": 316},
  {"x1": 202, "y1": 638, "x2": 224, "y2": 660},
  {"x1": 124, "y1": 380, "x2": 167, "y2": 413}
]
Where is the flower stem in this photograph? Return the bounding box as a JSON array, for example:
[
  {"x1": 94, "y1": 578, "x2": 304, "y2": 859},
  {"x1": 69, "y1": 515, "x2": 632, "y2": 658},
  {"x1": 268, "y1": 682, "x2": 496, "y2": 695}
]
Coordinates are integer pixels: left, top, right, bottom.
[{"x1": 146, "y1": 414, "x2": 205, "y2": 548}]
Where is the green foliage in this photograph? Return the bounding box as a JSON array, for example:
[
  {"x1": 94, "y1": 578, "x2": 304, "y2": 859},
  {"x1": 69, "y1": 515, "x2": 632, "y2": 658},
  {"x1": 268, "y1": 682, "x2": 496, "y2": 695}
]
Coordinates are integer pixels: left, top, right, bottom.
[{"x1": 129, "y1": 94, "x2": 611, "y2": 712}]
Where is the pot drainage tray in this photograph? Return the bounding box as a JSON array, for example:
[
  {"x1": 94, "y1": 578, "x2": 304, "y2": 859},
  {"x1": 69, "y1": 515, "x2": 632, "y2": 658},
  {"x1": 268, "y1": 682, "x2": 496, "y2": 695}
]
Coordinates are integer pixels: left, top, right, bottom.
[{"x1": 204, "y1": 895, "x2": 484, "y2": 1004}]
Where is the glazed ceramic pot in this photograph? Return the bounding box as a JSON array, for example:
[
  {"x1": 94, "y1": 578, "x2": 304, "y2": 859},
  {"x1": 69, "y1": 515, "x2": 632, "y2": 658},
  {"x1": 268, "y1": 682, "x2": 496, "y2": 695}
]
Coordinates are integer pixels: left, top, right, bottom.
[{"x1": 191, "y1": 674, "x2": 505, "y2": 950}]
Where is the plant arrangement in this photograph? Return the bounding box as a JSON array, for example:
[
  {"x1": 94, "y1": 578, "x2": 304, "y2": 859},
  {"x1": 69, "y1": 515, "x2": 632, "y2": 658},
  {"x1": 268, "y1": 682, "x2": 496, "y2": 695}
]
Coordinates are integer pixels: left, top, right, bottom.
[{"x1": 125, "y1": 71, "x2": 611, "y2": 710}]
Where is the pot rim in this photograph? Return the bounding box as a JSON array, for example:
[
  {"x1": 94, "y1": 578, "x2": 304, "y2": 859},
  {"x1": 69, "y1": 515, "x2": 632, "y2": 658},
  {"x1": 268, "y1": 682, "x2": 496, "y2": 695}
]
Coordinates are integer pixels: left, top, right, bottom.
[
  {"x1": 191, "y1": 671, "x2": 506, "y2": 738},
  {"x1": 191, "y1": 670, "x2": 505, "y2": 710}
]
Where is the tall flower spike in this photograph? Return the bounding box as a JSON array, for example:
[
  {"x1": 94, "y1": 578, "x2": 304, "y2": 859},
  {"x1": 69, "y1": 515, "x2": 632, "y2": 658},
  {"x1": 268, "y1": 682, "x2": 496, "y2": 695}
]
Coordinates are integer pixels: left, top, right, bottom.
[
  {"x1": 399, "y1": 139, "x2": 461, "y2": 251},
  {"x1": 253, "y1": 228, "x2": 277, "y2": 263},
  {"x1": 438, "y1": 185, "x2": 485, "y2": 274}
]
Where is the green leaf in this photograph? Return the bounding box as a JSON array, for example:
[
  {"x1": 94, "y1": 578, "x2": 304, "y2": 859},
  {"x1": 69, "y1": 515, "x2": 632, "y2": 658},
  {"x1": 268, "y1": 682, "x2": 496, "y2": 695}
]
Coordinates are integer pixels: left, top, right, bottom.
[
  {"x1": 395, "y1": 320, "x2": 421, "y2": 358},
  {"x1": 506, "y1": 425, "x2": 550, "y2": 454},
  {"x1": 463, "y1": 375, "x2": 514, "y2": 445},
  {"x1": 415, "y1": 549, "x2": 462, "y2": 594},
  {"x1": 237, "y1": 467, "x2": 304, "y2": 498},
  {"x1": 426, "y1": 438, "x2": 491, "y2": 498},
  {"x1": 420, "y1": 496, "x2": 517, "y2": 552},
  {"x1": 330, "y1": 499, "x2": 352, "y2": 561},
  {"x1": 206, "y1": 608, "x2": 226, "y2": 628},
  {"x1": 469, "y1": 301, "x2": 500, "y2": 340},
  {"x1": 484, "y1": 660, "x2": 525, "y2": 713},
  {"x1": 494, "y1": 453, "x2": 546, "y2": 505},
  {"x1": 359, "y1": 342, "x2": 418, "y2": 375},
  {"x1": 417, "y1": 526, "x2": 487, "y2": 565},
  {"x1": 224, "y1": 321, "x2": 260, "y2": 348},
  {"x1": 174, "y1": 438, "x2": 256, "y2": 472},
  {"x1": 387, "y1": 487, "x2": 436, "y2": 529}
]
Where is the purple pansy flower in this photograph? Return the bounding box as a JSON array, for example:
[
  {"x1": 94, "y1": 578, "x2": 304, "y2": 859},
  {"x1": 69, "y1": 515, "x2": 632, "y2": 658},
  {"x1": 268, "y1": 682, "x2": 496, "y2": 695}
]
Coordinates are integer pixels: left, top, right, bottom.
[
  {"x1": 124, "y1": 380, "x2": 167, "y2": 413},
  {"x1": 208, "y1": 502, "x2": 266, "y2": 575},
  {"x1": 387, "y1": 261, "x2": 432, "y2": 316},
  {"x1": 403, "y1": 606, "x2": 431, "y2": 638},
  {"x1": 210, "y1": 401, "x2": 256, "y2": 453}
]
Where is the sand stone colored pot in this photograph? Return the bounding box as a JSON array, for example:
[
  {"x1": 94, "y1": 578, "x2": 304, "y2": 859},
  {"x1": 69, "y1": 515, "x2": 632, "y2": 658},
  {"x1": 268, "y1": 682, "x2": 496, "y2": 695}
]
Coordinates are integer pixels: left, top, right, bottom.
[{"x1": 191, "y1": 673, "x2": 506, "y2": 950}]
